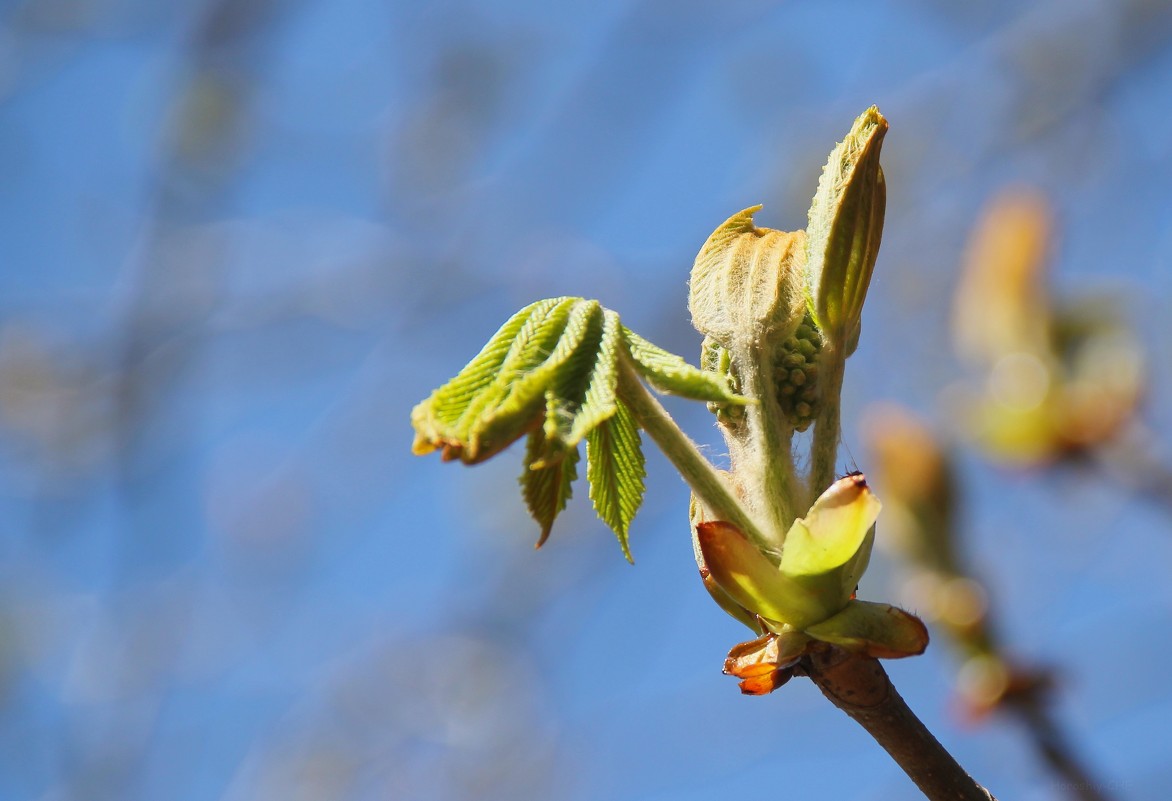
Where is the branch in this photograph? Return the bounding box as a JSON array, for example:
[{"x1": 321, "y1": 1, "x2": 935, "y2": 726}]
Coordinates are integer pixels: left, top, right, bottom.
[
  {"x1": 800, "y1": 648, "x2": 998, "y2": 801},
  {"x1": 1092, "y1": 423, "x2": 1172, "y2": 522}
]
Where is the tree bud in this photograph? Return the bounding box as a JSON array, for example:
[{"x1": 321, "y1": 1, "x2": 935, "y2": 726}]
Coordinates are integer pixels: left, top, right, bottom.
[{"x1": 805, "y1": 106, "x2": 888, "y2": 349}]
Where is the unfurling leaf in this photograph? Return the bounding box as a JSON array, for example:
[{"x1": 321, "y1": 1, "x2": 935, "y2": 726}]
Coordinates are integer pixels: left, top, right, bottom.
[
  {"x1": 688, "y1": 206, "x2": 808, "y2": 350},
  {"x1": 412, "y1": 298, "x2": 556, "y2": 456},
  {"x1": 520, "y1": 427, "x2": 580, "y2": 547},
  {"x1": 564, "y1": 309, "x2": 622, "y2": 442},
  {"x1": 503, "y1": 300, "x2": 604, "y2": 422},
  {"x1": 623, "y1": 327, "x2": 749, "y2": 404},
  {"x1": 699, "y1": 565, "x2": 761, "y2": 632},
  {"x1": 804, "y1": 600, "x2": 929, "y2": 658},
  {"x1": 695, "y1": 521, "x2": 826, "y2": 628},
  {"x1": 413, "y1": 298, "x2": 726, "y2": 468},
  {"x1": 412, "y1": 297, "x2": 584, "y2": 463},
  {"x1": 587, "y1": 401, "x2": 646, "y2": 562},
  {"x1": 778, "y1": 473, "x2": 879, "y2": 613},
  {"x1": 413, "y1": 296, "x2": 727, "y2": 552},
  {"x1": 805, "y1": 106, "x2": 887, "y2": 348}
]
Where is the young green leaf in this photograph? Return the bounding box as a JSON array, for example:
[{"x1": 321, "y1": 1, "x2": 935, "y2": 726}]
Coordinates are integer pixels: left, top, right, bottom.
[
  {"x1": 688, "y1": 206, "x2": 809, "y2": 350},
  {"x1": 778, "y1": 473, "x2": 879, "y2": 616},
  {"x1": 499, "y1": 300, "x2": 603, "y2": 417},
  {"x1": 622, "y1": 327, "x2": 749, "y2": 404},
  {"x1": 459, "y1": 297, "x2": 581, "y2": 460},
  {"x1": 805, "y1": 106, "x2": 888, "y2": 347},
  {"x1": 804, "y1": 600, "x2": 929, "y2": 659},
  {"x1": 586, "y1": 400, "x2": 646, "y2": 562},
  {"x1": 413, "y1": 297, "x2": 594, "y2": 464},
  {"x1": 412, "y1": 299, "x2": 739, "y2": 558},
  {"x1": 412, "y1": 297, "x2": 560, "y2": 453},
  {"x1": 520, "y1": 427, "x2": 581, "y2": 548},
  {"x1": 563, "y1": 309, "x2": 621, "y2": 444}
]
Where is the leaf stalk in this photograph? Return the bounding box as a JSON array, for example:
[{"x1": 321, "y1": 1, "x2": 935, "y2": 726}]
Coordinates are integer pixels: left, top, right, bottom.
[{"x1": 615, "y1": 358, "x2": 771, "y2": 553}]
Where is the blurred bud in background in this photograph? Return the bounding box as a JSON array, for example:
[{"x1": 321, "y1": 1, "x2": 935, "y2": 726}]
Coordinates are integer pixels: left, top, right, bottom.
[
  {"x1": 862, "y1": 403, "x2": 957, "y2": 573},
  {"x1": 949, "y1": 188, "x2": 1145, "y2": 466},
  {"x1": 952, "y1": 189, "x2": 1052, "y2": 366},
  {"x1": 864, "y1": 404, "x2": 1049, "y2": 718}
]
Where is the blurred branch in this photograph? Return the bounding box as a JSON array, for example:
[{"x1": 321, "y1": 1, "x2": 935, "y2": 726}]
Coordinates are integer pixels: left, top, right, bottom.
[
  {"x1": 1091, "y1": 422, "x2": 1172, "y2": 521},
  {"x1": 865, "y1": 405, "x2": 1117, "y2": 801}
]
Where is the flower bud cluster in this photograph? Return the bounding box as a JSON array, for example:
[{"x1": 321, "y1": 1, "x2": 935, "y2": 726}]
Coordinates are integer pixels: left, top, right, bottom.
[
  {"x1": 773, "y1": 314, "x2": 823, "y2": 432},
  {"x1": 701, "y1": 337, "x2": 747, "y2": 427}
]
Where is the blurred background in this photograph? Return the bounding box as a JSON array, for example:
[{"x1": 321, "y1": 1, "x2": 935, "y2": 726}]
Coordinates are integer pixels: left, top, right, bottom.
[{"x1": 2, "y1": 0, "x2": 1171, "y2": 799}]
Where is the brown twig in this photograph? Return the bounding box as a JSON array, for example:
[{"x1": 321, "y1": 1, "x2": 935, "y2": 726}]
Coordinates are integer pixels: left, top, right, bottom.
[{"x1": 799, "y1": 648, "x2": 998, "y2": 801}]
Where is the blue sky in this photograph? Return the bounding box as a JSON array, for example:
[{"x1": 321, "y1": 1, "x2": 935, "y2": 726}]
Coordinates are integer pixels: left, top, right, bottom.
[{"x1": 1, "y1": 1, "x2": 1170, "y2": 799}]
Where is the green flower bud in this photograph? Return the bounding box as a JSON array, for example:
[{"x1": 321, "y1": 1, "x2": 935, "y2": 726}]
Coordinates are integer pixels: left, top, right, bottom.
[
  {"x1": 773, "y1": 314, "x2": 824, "y2": 431},
  {"x1": 805, "y1": 106, "x2": 888, "y2": 349},
  {"x1": 701, "y1": 336, "x2": 747, "y2": 427}
]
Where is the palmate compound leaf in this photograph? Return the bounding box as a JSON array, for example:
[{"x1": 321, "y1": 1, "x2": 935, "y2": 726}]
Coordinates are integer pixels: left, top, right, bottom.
[
  {"x1": 496, "y1": 300, "x2": 603, "y2": 424},
  {"x1": 586, "y1": 400, "x2": 646, "y2": 562},
  {"x1": 412, "y1": 297, "x2": 741, "y2": 558}
]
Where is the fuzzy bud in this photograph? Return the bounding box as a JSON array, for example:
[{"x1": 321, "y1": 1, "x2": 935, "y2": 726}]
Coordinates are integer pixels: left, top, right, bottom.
[
  {"x1": 689, "y1": 206, "x2": 808, "y2": 352},
  {"x1": 805, "y1": 106, "x2": 888, "y2": 349}
]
